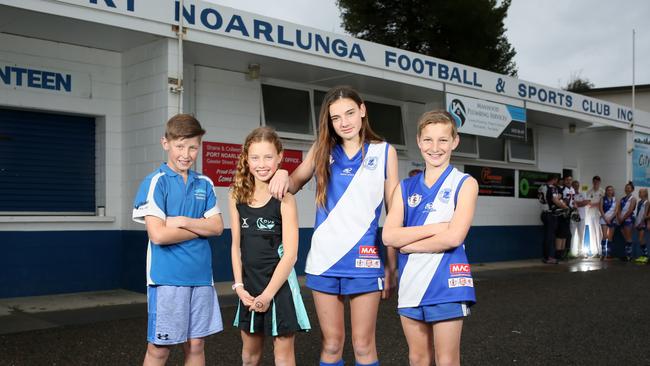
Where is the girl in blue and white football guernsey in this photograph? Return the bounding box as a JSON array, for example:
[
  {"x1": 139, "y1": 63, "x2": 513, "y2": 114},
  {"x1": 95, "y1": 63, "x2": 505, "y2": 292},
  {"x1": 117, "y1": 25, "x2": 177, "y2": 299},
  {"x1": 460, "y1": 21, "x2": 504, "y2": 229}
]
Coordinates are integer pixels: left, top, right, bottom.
[
  {"x1": 269, "y1": 86, "x2": 400, "y2": 366},
  {"x1": 383, "y1": 110, "x2": 478, "y2": 366},
  {"x1": 599, "y1": 185, "x2": 617, "y2": 259},
  {"x1": 616, "y1": 181, "x2": 637, "y2": 260}
]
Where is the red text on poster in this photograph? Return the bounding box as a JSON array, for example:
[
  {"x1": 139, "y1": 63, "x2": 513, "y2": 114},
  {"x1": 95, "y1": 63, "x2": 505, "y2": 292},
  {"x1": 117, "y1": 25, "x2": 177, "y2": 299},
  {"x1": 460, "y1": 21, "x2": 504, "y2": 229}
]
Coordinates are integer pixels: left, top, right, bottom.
[{"x1": 202, "y1": 141, "x2": 303, "y2": 187}]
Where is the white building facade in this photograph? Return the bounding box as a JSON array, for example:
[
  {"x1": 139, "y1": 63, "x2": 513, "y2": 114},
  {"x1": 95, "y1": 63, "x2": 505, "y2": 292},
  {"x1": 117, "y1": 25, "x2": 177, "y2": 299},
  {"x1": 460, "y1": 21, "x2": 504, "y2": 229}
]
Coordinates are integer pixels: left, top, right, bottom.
[{"x1": 1, "y1": 0, "x2": 649, "y2": 297}]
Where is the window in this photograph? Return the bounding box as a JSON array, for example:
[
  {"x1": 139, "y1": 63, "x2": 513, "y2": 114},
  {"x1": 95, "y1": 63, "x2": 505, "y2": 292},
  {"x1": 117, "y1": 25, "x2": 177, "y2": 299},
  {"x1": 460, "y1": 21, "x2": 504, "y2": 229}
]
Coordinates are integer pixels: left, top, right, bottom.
[
  {"x1": 364, "y1": 101, "x2": 405, "y2": 147},
  {"x1": 508, "y1": 128, "x2": 536, "y2": 163},
  {"x1": 478, "y1": 135, "x2": 505, "y2": 161},
  {"x1": 0, "y1": 108, "x2": 95, "y2": 215},
  {"x1": 455, "y1": 133, "x2": 478, "y2": 158},
  {"x1": 261, "y1": 84, "x2": 315, "y2": 139}
]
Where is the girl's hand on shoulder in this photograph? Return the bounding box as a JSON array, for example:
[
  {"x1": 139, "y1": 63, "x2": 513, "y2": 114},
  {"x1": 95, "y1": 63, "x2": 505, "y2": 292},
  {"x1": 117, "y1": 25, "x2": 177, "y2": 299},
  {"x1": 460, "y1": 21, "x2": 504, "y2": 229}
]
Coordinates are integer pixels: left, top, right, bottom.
[
  {"x1": 250, "y1": 292, "x2": 273, "y2": 313},
  {"x1": 235, "y1": 287, "x2": 254, "y2": 307},
  {"x1": 269, "y1": 169, "x2": 289, "y2": 199}
]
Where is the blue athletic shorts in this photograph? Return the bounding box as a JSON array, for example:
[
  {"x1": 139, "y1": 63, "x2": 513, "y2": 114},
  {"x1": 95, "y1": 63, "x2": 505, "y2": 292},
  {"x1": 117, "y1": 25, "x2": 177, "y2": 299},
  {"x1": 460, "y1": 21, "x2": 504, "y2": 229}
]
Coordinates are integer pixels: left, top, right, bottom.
[
  {"x1": 398, "y1": 302, "x2": 470, "y2": 323},
  {"x1": 305, "y1": 274, "x2": 384, "y2": 295},
  {"x1": 147, "y1": 285, "x2": 223, "y2": 345}
]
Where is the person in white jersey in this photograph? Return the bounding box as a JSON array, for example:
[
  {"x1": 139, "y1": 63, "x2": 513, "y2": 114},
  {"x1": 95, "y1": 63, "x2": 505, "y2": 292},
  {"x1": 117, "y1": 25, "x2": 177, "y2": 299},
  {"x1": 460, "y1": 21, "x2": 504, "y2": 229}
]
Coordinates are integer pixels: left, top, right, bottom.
[
  {"x1": 585, "y1": 176, "x2": 605, "y2": 255},
  {"x1": 383, "y1": 110, "x2": 478, "y2": 366},
  {"x1": 269, "y1": 86, "x2": 400, "y2": 366}
]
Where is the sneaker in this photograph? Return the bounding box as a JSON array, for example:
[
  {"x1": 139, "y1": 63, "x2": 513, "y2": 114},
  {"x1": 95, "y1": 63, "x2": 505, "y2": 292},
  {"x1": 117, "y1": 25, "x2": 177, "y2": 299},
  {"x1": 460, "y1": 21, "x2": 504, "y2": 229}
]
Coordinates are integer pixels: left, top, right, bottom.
[
  {"x1": 544, "y1": 258, "x2": 559, "y2": 264},
  {"x1": 621, "y1": 256, "x2": 631, "y2": 262},
  {"x1": 634, "y1": 256, "x2": 648, "y2": 264}
]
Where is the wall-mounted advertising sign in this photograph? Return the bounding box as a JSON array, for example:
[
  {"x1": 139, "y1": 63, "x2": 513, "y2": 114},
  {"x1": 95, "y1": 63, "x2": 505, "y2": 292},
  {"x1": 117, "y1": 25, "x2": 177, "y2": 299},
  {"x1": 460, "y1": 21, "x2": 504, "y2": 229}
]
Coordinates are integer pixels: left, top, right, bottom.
[
  {"x1": 518, "y1": 170, "x2": 559, "y2": 199},
  {"x1": 464, "y1": 165, "x2": 515, "y2": 197},
  {"x1": 446, "y1": 92, "x2": 526, "y2": 140},
  {"x1": 633, "y1": 132, "x2": 650, "y2": 187},
  {"x1": 202, "y1": 141, "x2": 302, "y2": 187}
]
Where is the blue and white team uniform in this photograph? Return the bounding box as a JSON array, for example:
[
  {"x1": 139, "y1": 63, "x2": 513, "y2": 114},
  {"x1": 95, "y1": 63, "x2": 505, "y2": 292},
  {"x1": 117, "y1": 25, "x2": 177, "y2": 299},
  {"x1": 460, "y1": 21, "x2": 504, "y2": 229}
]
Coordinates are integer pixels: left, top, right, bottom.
[
  {"x1": 133, "y1": 163, "x2": 223, "y2": 345},
  {"x1": 635, "y1": 199, "x2": 648, "y2": 230},
  {"x1": 618, "y1": 195, "x2": 635, "y2": 227},
  {"x1": 600, "y1": 197, "x2": 616, "y2": 227},
  {"x1": 305, "y1": 142, "x2": 389, "y2": 295},
  {"x1": 397, "y1": 166, "x2": 475, "y2": 322}
]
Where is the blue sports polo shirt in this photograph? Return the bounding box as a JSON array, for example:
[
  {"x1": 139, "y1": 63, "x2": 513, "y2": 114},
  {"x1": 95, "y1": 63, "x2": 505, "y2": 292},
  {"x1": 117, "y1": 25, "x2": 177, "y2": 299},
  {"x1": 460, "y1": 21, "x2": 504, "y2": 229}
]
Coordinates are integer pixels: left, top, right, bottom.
[{"x1": 132, "y1": 163, "x2": 221, "y2": 286}]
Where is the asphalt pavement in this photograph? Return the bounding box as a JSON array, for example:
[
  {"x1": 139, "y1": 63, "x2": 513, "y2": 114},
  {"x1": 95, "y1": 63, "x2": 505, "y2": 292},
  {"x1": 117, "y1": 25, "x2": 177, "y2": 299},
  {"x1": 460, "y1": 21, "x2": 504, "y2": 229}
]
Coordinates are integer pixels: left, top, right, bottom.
[{"x1": 1, "y1": 259, "x2": 649, "y2": 365}]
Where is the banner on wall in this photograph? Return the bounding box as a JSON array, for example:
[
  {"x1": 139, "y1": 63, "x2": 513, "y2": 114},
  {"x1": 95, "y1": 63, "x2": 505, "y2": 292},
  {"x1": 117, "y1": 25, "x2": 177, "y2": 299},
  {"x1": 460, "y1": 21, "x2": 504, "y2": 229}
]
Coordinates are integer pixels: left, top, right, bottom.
[
  {"x1": 464, "y1": 165, "x2": 515, "y2": 197},
  {"x1": 446, "y1": 92, "x2": 526, "y2": 140},
  {"x1": 633, "y1": 132, "x2": 650, "y2": 187},
  {"x1": 518, "y1": 170, "x2": 560, "y2": 199},
  {"x1": 202, "y1": 141, "x2": 303, "y2": 187}
]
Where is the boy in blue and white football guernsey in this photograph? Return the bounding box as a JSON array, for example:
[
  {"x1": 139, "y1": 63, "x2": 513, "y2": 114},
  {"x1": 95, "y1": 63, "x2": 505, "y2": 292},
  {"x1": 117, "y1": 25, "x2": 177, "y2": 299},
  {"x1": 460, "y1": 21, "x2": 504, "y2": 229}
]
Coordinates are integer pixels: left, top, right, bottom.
[
  {"x1": 305, "y1": 141, "x2": 388, "y2": 294},
  {"x1": 132, "y1": 114, "x2": 224, "y2": 365},
  {"x1": 397, "y1": 167, "x2": 476, "y2": 314}
]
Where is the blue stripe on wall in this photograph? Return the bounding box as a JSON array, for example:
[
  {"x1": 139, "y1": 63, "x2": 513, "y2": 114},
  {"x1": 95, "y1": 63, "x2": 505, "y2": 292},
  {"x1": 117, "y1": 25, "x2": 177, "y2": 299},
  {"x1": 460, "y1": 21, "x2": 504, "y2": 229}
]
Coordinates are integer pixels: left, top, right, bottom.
[{"x1": 0, "y1": 226, "x2": 636, "y2": 298}]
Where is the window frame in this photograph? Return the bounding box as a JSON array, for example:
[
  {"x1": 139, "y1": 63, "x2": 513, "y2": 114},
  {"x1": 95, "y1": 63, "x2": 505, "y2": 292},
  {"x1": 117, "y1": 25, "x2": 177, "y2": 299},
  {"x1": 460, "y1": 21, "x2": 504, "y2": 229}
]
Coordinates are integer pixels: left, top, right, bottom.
[
  {"x1": 507, "y1": 127, "x2": 537, "y2": 165},
  {"x1": 260, "y1": 78, "x2": 317, "y2": 141}
]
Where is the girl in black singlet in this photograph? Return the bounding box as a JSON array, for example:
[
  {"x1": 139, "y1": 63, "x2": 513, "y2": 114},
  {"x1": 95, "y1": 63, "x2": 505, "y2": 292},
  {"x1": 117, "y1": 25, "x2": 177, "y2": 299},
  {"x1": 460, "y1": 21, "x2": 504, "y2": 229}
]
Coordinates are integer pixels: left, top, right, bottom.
[{"x1": 229, "y1": 127, "x2": 310, "y2": 366}]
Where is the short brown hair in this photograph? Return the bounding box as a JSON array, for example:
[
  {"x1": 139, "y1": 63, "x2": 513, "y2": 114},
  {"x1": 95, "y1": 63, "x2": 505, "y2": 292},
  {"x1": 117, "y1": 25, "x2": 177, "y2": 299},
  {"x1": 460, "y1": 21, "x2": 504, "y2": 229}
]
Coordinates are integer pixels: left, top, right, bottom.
[
  {"x1": 417, "y1": 110, "x2": 458, "y2": 138},
  {"x1": 165, "y1": 114, "x2": 206, "y2": 140}
]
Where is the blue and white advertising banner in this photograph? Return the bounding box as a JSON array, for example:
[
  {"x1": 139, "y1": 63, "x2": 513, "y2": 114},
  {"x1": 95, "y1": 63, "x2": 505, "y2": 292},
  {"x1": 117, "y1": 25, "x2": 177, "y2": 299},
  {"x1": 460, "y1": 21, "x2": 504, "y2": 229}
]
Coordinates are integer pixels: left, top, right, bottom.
[
  {"x1": 18, "y1": 0, "x2": 641, "y2": 125},
  {"x1": 633, "y1": 132, "x2": 650, "y2": 187},
  {"x1": 446, "y1": 92, "x2": 526, "y2": 140}
]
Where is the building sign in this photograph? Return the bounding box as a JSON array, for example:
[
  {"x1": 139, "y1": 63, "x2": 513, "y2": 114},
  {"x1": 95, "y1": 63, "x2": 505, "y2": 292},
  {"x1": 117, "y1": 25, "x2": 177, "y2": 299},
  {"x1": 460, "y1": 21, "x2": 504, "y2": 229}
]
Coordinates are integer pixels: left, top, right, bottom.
[
  {"x1": 633, "y1": 132, "x2": 650, "y2": 187},
  {"x1": 45, "y1": 0, "x2": 644, "y2": 125},
  {"x1": 202, "y1": 141, "x2": 302, "y2": 187},
  {"x1": 464, "y1": 165, "x2": 515, "y2": 197},
  {"x1": 0, "y1": 62, "x2": 91, "y2": 98},
  {"x1": 446, "y1": 93, "x2": 526, "y2": 140},
  {"x1": 518, "y1": 170, "x2": 559, "y2": 199}
]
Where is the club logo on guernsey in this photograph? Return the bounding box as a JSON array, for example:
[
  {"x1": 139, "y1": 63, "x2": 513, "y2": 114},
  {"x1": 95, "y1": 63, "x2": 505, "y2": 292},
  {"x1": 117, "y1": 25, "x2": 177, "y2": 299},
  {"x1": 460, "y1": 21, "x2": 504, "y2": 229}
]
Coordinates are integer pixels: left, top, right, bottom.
[
  {"x1": 194, "y1": 188, "x2": 207, "y2": 200},
  {"x1": 408, "y1": 193, "x2": 422, "y2": 207},
  {"x1": 363, "y1": 156, "x2": 378, "y2": 170},
  {"x1": 438, "y1": 188, "x2": 452, "y2": 204},
  {"x1": 424, "y1": 201, "x2": 436, "y2": 212},
  {"x1": 256, "y1": 217, "x2": 275, "y2": 231},
  {"x1": 241, "y1": 217, "x2": 249, "y2": 228}
]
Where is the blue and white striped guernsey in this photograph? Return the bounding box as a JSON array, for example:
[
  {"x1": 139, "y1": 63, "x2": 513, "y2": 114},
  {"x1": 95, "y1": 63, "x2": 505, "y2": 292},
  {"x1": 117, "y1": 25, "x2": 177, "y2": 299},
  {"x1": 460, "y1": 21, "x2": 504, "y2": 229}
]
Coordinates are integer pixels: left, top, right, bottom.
[
  {"x1": 305, "y1": 142, "x2": 389, "y2": 277},
  {"x1": 132, "y1": 163, "x2": 221, "y2": 286},
  {"x1": 397, "y1": 165, "x2": 476, "y2": 308}
]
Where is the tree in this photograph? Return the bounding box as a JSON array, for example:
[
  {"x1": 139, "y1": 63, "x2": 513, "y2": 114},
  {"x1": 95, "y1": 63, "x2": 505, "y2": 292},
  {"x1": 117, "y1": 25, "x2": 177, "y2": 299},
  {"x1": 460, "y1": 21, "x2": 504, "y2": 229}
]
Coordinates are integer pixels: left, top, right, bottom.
[
  {"x1": 337, "y1": 0, "x2": 518, "y2": 76},
  {"x1": 565, "y1": 72, "x2": 595, "y2": 92}
]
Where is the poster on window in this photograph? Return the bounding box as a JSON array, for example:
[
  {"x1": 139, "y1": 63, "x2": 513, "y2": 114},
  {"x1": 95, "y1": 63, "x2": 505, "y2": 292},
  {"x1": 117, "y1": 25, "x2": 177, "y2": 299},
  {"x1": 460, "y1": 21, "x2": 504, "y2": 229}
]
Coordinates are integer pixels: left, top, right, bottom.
[
  {"x1": 518, "y1": 170, "x2": 559, "y2": 199},
  {"x1": 446, "y1": 92, "x2": 526, "y2": 140},
  {"x1": 463, "y1": 165, "x2": 515, "y2": 197},
  {"x1": 633, "y1": 132, "x2": 650, "y2": 187},
  {"x1": 202, "y1": 141, "x2": 303, "y2": 187}
]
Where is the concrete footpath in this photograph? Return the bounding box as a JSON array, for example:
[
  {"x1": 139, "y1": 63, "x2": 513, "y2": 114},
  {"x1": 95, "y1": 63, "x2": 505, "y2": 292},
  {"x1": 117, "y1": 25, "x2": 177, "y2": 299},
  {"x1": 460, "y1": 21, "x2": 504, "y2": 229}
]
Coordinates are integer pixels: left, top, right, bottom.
[
  {"x1": 0, "y1": 259, "x2": 545, "y2": 335},
  {"x1": 2, "y1": 258, "x2": 649, "y2": 365}
]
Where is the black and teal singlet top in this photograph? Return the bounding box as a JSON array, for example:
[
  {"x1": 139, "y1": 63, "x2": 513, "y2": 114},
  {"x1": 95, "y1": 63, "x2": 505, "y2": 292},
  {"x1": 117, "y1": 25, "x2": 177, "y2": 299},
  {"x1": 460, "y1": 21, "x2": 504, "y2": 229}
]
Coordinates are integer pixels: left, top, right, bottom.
[{"x1": 234, "y1": 197, "x2": 310, "y2": 336}]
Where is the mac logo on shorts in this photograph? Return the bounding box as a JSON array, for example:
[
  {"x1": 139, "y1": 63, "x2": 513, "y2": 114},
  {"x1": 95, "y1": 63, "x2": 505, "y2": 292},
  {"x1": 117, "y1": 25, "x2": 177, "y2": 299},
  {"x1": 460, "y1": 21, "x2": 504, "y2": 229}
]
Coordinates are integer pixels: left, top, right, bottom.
[
  {"x1": 438, "y1": 188, "x2": 452, "y2": 204},
  {"x1": 363, "y1": 156, "x2": 378, "y2": 170},
  {"x1": 408, "y1": 193, "x2": 422, "y2": 207},
  {"x1": 241, "y1": 217, "x2": 249, "y2": 228}
]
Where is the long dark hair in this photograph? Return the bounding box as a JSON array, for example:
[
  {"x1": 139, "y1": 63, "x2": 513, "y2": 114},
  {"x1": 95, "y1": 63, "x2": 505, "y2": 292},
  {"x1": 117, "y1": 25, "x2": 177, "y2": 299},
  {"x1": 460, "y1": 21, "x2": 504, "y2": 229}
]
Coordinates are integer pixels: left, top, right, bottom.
[{"x1": 313, "y1": 86, "x2": 383, "y2": 208}]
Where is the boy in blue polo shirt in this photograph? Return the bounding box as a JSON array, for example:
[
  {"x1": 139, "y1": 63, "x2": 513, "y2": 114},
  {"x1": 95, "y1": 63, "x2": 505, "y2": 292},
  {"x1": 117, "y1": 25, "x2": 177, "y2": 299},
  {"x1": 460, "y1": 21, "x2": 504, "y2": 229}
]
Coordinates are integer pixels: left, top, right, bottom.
[{"x1": 132, "y1": 114, "x2": 224, "y2": 366}]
